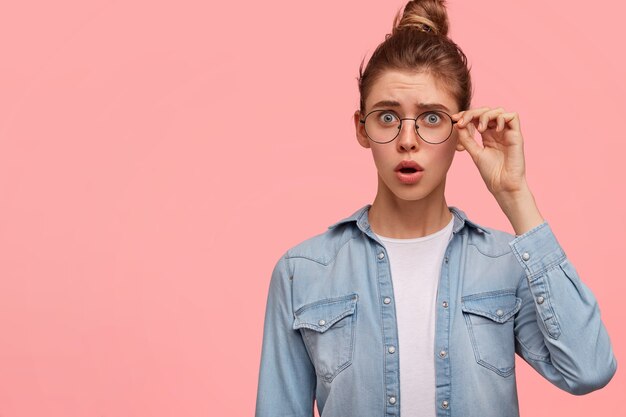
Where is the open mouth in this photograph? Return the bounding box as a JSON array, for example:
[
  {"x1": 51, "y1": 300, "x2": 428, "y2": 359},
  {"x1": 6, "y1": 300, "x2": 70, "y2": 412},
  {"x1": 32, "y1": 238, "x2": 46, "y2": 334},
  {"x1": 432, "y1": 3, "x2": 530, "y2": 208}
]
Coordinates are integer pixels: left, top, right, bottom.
[
  {"x1": 395, "y1": 160, "x2": 423, "y2": 174},
  {"x1": 395, "y1": 164, "x2": 423, "y2": 184}
]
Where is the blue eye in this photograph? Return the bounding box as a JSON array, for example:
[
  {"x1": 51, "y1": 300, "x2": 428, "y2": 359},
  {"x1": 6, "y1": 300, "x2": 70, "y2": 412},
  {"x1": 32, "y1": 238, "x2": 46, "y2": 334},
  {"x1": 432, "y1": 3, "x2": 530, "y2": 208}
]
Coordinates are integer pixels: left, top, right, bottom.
[
  {"x1": 379, "y1": 112, "x2": 398, "y2": 124},
  {"x1": 424, "y1": 112, "x2": 442, "y2": 125}
]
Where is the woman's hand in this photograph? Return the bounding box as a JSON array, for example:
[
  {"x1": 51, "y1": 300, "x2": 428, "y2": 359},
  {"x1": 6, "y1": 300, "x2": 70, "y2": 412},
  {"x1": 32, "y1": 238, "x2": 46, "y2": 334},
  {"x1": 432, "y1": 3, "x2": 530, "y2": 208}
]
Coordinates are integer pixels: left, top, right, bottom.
[
  {"x1": 451, "y1": 106, "x2": 526, "y2": 198},
  {"x1": 451, "y1": 106, "x2": 544, "y2": 235}
]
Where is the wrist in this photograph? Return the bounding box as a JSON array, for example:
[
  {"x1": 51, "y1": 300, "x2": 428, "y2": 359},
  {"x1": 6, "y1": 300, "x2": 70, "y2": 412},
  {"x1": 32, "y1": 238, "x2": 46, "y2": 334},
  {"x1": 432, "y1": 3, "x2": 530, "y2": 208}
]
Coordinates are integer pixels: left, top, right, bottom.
[
  {"x1": 493, "y1": 179, "x2": 532, "y2": 205},
  {"x1": 494, "y1": 182, "x2": 545, "y2": 235}
]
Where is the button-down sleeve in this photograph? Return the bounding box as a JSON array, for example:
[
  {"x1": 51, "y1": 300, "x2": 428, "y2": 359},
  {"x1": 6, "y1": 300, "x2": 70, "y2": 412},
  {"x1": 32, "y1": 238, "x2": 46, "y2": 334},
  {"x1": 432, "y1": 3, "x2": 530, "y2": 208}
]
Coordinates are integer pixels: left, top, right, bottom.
[
  {"x1": 255, "y1": 254, "x2": 316, "y2": 416},
  {"x1": 510, "y1": 221, "x2": 617, "y2": 395}
]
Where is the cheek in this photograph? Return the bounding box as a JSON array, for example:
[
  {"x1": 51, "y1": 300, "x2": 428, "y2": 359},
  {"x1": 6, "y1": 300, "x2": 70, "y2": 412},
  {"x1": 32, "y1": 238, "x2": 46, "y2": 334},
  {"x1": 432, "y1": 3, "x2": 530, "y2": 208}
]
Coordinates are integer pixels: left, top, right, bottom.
[
  {"x1": 369, "y1": 146, "x2": 391, "y2": 169},
  {"x1": 430, "y1": 144, "x2": 457, "y2": 169}
]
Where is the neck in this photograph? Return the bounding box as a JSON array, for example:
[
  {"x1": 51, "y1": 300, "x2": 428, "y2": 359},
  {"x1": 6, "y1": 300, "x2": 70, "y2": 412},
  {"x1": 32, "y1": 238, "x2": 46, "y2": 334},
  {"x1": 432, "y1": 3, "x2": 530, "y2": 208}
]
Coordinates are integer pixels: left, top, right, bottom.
[{"x1": 368, "y1": 179, "x2": 453, "y2": 239}]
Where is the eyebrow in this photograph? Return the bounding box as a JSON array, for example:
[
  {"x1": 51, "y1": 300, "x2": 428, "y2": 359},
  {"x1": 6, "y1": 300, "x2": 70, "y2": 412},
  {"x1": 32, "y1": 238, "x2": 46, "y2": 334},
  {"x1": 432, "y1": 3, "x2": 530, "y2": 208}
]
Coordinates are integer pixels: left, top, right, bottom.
[{"x1": 370, "y1": 100, "x2": 451, "y2": 112}]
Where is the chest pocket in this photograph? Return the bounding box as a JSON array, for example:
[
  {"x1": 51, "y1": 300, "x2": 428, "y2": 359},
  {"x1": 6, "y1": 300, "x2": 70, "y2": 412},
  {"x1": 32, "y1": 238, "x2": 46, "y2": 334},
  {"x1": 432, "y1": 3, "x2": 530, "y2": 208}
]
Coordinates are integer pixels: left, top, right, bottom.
[
  {"x1": 461, "y1": 290, "x2": 521, "y2": 377},
  {"x1": 293, "y1": 293, "x2": 358, "y2": 382}
]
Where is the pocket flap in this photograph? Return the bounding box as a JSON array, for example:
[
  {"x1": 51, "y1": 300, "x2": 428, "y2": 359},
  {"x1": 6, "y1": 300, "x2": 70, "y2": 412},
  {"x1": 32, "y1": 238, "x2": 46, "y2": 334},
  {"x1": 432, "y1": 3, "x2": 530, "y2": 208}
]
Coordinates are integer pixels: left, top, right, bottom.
[
  {"x1": 461, "y1": 290, "x2": 521, "y2": 323},
  {"x1": 293, "y1": 293, "x2": 358, "y2": 333}
]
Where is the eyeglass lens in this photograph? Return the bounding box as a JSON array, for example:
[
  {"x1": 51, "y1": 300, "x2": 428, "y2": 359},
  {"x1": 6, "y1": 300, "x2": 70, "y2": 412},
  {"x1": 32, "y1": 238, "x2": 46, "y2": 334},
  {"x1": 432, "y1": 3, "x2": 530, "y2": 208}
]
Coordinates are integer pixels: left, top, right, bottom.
[{"x1": 364, "y1": 110, "x2": 453, "y2": 144}]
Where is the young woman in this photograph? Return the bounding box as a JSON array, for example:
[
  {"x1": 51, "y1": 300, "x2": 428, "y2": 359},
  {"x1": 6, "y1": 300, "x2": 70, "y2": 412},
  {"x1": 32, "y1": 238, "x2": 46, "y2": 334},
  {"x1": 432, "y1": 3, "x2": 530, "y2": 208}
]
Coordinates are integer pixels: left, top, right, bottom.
[{"x1": 255, "y1": 1, "x2": 617, "y2": 416}]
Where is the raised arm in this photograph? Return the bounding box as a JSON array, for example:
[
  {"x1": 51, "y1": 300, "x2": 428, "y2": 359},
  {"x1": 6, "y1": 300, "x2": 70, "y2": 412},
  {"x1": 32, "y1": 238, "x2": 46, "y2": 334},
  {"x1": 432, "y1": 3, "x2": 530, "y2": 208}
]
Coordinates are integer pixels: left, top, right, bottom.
[{"x1": 452, "y1": 106, "x2": 617, "y2": 393}]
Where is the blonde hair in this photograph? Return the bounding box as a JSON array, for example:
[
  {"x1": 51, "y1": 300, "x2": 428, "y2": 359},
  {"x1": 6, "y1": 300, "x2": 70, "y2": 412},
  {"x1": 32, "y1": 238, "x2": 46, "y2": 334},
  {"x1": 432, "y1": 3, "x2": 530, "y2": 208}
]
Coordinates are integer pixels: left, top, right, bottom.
[{"x1": 357, "y1": 0, "x2": 472, "y2": 114}]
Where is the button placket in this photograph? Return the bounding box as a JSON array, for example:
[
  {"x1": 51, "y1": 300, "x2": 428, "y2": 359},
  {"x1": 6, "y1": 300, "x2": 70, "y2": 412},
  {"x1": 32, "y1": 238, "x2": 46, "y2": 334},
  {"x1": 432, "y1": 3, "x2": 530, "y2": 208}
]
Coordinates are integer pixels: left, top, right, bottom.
[
  {"x1": 435, "y1": 244, "x2": 453, "y2": 417},
  {"x1": 373, "y1": 242, "x2": 400, "y2": 417}
]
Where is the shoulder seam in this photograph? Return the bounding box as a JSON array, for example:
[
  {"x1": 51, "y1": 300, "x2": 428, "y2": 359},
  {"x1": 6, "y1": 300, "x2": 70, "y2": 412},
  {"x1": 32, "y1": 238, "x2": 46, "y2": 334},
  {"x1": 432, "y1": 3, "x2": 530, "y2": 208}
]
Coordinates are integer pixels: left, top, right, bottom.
[{"x1": 285, "y1": 232, "x2": 359, "y2": 266}]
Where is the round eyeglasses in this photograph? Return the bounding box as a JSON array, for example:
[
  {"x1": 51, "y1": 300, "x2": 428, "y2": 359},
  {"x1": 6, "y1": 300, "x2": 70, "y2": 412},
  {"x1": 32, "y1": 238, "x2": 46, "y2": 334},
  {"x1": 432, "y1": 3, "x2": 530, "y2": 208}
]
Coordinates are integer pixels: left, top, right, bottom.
[{"x1": 359, "y1": 109, "x2": 458, "y2": 144}]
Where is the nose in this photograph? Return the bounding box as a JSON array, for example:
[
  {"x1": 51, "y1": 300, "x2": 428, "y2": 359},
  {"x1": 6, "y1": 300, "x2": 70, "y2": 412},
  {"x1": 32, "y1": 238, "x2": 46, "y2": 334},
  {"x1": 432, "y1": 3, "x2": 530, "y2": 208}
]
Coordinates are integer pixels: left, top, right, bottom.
[{"x1": 396, "y1": 118, "x2": 420, "y2": 152}]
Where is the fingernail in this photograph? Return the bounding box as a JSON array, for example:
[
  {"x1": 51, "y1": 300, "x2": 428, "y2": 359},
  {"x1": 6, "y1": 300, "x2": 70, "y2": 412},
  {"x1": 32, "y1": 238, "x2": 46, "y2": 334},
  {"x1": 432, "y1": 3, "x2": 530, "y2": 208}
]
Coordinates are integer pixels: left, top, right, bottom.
[{"x1": 478, "y1": 122, "x2": 483, "y2": 130}]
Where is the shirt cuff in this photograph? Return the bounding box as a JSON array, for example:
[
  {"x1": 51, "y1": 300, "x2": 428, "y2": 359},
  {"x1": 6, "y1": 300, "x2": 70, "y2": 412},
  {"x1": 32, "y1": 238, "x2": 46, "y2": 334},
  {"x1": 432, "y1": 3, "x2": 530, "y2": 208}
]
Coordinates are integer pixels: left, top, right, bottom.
[{"x1": 508, "y1": 221, "x2": 566, "y2": 279}]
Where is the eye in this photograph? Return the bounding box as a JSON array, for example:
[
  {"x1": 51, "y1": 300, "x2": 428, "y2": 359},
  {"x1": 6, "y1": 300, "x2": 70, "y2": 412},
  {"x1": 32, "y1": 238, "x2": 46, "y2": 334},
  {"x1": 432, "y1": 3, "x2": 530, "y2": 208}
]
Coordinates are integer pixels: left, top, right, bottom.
[
  {"x1": 423, "y1": 111, "x2": 442, "y2": 125},
  {"x1": 377, "y1": 111, "x2": 399, "y2": 125}
]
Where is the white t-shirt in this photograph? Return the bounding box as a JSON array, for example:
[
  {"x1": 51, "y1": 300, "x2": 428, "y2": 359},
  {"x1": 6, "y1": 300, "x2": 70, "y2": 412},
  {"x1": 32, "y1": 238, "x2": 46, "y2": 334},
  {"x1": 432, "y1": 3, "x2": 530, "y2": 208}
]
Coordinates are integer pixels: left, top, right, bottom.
[{"x1": 373, "y1": 215, "x2": 454, "y2": 417}]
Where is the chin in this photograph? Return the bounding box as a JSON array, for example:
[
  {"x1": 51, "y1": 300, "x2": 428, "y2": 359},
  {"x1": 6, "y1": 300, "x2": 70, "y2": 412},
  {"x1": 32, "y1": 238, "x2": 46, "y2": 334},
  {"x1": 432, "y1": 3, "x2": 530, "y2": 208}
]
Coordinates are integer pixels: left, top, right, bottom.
[
  {"x1": 389, "y1": 184, "x2": 433, "y2": 202},
  {"x1": 378, "y1": 173, "x2": 440, "y2": 202},
  {"x1": 396, "y1": 191, "x2": 432, "y2": 202}
]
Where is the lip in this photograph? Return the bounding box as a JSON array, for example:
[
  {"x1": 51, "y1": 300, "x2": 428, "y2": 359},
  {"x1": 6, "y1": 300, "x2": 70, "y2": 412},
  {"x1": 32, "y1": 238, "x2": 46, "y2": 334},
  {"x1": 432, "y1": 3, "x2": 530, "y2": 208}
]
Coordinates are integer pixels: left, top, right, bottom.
[
  {"x1": 394, "y1": 160, "x2": 424, "y2": 184},
  {"x1": 396, "y1": 170, "x2": 423, "y2": 184},
  {"x1": 394, "y1": 160, "x2": 424, "y2": 172}
]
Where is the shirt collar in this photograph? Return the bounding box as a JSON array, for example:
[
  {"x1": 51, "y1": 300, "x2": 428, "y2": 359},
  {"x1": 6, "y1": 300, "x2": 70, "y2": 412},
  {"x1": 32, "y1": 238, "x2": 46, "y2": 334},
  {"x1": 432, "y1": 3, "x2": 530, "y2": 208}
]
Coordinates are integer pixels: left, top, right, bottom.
[{"x1": 327, "y1": 203, "x2": 491, "y2": 235}]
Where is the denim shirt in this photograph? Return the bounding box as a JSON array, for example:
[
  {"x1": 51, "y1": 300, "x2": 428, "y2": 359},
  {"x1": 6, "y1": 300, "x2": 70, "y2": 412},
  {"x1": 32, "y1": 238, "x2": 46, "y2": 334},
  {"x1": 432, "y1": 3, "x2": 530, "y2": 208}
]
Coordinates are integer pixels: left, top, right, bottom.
[{"x1": 255, "y1": 204, "x2": 617, "y2": 417}]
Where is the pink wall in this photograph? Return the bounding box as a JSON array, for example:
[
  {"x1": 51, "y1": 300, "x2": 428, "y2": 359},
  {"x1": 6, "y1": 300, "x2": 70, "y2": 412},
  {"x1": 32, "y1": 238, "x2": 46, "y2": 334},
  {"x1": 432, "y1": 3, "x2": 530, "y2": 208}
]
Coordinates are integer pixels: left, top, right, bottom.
[{"x1": 0, "y1": 1, "x2": 624, "y2": 416}]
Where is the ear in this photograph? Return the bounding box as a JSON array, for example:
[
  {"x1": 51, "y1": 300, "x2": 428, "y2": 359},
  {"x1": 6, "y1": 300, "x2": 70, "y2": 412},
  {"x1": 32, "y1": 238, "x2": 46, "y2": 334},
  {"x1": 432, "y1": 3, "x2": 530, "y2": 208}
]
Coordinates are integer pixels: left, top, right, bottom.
[
  {"x1": 453, "y1": 126, "x2": 466, "y2": 152},
  {"x1": 354, "y1": 110, "x2": 371, "y2": 149}
]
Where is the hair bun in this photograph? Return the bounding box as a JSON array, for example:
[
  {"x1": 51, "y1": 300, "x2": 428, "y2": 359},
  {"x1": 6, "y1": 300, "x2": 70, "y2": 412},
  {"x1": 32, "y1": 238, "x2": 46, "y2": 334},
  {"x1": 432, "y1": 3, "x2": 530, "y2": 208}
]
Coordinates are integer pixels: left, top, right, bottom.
[{"x1": 392, "y1": 0, "x2": 450, "y2": 37}]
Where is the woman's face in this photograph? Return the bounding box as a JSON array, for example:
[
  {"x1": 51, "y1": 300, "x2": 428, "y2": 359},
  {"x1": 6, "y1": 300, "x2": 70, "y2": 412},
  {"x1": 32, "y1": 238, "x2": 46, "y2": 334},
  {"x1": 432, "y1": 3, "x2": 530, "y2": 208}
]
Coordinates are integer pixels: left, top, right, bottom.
[{"x1": 353, "y1": 69, "x2": 464, "y2": 205}]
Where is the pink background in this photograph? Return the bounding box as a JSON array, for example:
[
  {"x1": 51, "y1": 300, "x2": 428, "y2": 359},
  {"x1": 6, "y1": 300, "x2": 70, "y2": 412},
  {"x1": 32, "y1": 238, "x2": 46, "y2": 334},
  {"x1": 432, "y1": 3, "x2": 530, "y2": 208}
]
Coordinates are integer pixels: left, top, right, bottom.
[{"x1": 0, "y1": 0, "x2": 624, "y2": 416}]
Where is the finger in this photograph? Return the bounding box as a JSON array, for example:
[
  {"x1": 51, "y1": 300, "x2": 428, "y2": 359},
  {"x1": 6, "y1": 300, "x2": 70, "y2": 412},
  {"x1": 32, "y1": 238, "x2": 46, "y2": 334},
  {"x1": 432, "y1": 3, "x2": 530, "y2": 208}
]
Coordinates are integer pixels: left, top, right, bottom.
[
  {"x1": 455, "y1": 120, "x2": 482, "y2": 161},
  {"x1": 478, "y1": 107, "x2": 506, "y2": 132},
  {"x1": 494, "y1": 112, "x2": 520, "y2": 133},
  {"x1": 451, "y1": 110, "x2": 465, "y2": 121},
  {"x1": 496, "y1": 114, "x2": 505, "y2": 132},
  {"x1": 457, "y1": 106, "x2": 490, "y2": 128},
  {"x1": 502, "y1": 112, "x2": 521, "y2": 132}
]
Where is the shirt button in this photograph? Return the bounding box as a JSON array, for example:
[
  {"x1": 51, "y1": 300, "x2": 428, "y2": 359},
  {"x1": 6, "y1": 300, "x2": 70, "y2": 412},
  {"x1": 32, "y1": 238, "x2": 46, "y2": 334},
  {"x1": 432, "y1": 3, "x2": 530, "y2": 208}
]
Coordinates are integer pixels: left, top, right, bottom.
[
  {"x1": 444, "y1": 256, "x2": 449, "y2": 263},
  {"x1": 318, "y1": 319, "x2": 326, "y2": 326},
  {"x1": 495, "y1": 309, "x2": 504, "y2": 317},
  {"x1": 378, "y1": 252, "x2": 385, "y2": 260},
  {"x1": 441, "y1": 400, "x2": 449, "y2": 409},
  {"x1": 537, "y1": 296, "x2": 545, "y2": 304},
  {"x1": 442, "y1": 301, "x2": 449, "y2": 308},
  {"x1": 522, "y1": 252, "x2": 530, "y2": 261},
  {"x1": 383, "y1": 297, "x2": 392, "y2": 305},
  {"x1": 439, "y1": 350, "x2": 447, "y2": 358},
  {"x1": 388, "y1": 346, "x2": 396, "y2": 354},
  {"x1": 389, "y1": 396, "x2": 397, "y2": 405}
]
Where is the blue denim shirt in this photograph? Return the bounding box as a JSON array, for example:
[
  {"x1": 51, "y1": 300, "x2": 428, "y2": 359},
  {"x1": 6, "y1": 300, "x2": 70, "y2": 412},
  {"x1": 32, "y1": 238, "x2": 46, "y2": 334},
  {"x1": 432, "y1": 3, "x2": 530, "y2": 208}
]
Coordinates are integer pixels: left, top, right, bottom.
[{"x1": 255, "y1": 204, "x2": 617, "y2": 417}]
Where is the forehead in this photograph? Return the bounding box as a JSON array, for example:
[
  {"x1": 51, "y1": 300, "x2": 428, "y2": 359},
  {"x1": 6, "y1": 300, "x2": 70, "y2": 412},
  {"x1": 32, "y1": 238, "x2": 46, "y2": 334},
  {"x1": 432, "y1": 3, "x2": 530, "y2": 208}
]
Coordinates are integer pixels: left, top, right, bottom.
[{"x1": 366, "y1": 70, "x2": 458, "y2": 113}]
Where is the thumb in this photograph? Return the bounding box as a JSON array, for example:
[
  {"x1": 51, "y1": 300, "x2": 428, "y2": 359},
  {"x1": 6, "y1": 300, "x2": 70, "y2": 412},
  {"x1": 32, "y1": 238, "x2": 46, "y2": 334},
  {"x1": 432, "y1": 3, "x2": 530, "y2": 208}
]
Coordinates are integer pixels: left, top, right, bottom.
[{"x1": 455, "y1": 122, "x2": 482, "y2": 161}]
